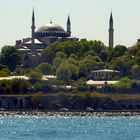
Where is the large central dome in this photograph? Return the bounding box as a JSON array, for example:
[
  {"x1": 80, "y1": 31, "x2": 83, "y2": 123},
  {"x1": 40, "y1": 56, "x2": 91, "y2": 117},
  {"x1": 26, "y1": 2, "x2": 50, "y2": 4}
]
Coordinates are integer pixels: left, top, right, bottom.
[
  {"x1": 35, "y1": 21, "x2": 71, "y2": 39},
  {"x1": 38, "y1": 22, "x2": 65, "y2": 32}
]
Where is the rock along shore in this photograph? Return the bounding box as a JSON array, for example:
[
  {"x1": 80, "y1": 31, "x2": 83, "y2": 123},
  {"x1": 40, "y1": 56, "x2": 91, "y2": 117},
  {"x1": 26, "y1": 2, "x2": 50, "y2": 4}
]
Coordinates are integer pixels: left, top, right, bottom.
[{"x1": 0, "y1": 111, "x2": 140, "y2": 116}]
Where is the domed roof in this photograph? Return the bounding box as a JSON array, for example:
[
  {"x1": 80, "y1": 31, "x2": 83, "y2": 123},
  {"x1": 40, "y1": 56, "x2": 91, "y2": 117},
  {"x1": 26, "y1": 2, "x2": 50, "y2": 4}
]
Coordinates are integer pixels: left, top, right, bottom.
[{"x1": 37, "y1": 22, "x2": 65, "y2": 32}]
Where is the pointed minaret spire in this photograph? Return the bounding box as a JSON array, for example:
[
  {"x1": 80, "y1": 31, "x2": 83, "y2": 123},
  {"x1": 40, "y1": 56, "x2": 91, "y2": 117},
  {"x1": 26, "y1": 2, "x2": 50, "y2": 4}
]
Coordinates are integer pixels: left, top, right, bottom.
[
  {"x1": 50, "y1": 17, "x2": 52, "y2": 24},
  {"x1": 32, "y1": 9, "x2": 35, "y2": 21},
  {"x1": 110, "y1": 12, "x2": 113, "y2": 23},
  {"x1": 31, "y1": 9, "x2": 35, "y2": 46},
  {"x1": 109, "y1": 11, "x2": 114, "y2": 47},
  {"x1": 67, "y1": 14, "x2": 71, "y2": 25},
  {"x1": 67, "y1": 14, "x2": 71, "y2": 36}
]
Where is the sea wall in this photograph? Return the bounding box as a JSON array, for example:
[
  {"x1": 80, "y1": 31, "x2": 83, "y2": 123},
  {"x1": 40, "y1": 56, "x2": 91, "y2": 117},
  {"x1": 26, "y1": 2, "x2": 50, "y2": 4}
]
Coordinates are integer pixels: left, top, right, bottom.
[
  {"x1": 34, "y1": 95, "x2": 140, "y2": 111},
  {"x1": 1, "y1": 94, "x2": 140, "y2": 111}
]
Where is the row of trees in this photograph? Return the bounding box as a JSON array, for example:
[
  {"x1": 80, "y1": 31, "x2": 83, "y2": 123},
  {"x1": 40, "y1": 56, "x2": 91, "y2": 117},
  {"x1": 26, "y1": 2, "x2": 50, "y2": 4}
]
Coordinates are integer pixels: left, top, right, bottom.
[
  {"x1": 40, "y1": 40, "x2": 140, "y2": 82},
  {"x1": 1, "y1": 40, "x2": 140, "y2": 83}
]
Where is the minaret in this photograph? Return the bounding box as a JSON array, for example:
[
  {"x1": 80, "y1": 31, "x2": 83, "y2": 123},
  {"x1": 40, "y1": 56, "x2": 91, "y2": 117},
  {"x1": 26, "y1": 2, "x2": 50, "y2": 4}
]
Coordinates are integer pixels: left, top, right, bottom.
[
  {"x1": 67, "y1": 15, "x2": 71, "y2": 36},
  {"x1": 31, "y1": 9, "x2": 35, "y2": 46},
  {"x1": 109, "y1": 12, "x2": 114, "y2": 47},
  {"x1": 50, "y1": 18, "x2": 53, "y2": 24}
]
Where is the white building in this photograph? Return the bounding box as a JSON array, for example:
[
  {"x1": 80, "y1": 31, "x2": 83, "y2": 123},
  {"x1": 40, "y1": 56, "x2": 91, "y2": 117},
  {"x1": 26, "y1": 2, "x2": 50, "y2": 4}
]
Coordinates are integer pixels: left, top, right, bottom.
[{"x1": 91, "y1": 69, "x2": 120, "y2": 80}]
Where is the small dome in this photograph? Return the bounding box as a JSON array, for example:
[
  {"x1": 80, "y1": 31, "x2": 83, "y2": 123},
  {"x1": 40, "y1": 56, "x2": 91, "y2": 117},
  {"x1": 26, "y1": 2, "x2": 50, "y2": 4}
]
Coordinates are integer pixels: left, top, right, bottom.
[{"x1": 38, "y1": 22, "x2": 65, "y2": 32}]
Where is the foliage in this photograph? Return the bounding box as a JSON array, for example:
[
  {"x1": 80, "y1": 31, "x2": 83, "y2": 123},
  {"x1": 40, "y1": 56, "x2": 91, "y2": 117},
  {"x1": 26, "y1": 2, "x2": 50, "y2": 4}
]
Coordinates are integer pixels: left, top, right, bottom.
[
  {"x1": 110, "y1": 45, "x2": 127, "y2": 59},
  {"x1": 35, "y1": 63, "x2": 53, "y2": 75},
  {"x1": 0, "y1": 68, "x2": 10, "y2": 77},
  {"x1": 39, "y1": 40, "x2": 140, "y2": 81},
  {"x1": 56, "y1": 63, "x2": 72, "y2": 83},
  {"x1": 114, "y1": 77, "x2": 133, "y2": 90},
  {"x1": 3, "y1": 39, "x2": 140, "y2": 94},
  {"x1": 27, "y1": 69, "x2": 43, "y2": 83},
  {"x1": 14, "y1": 66, "x2": 26, "y2": 75},
  {"x1": 0, "y1": 45, "x2": 21, "y2": 71},
  {"x1": 56, "y1": 52, "x2": 67, "y2": 59},
  {"x1": 114, "y1": 77, "x2": 140, "y2": 92},
  {"x1": 0, "y1": 80, "x2": 11, "y2": 94},
  {"x1": 11, "y1": 79, "x2": 30, "y2": 93},
  {"x1": 131, "y1": 64, "x2": 140, "y2": 79},
  {"x1": 109, "y1": 56, "x2": 134, "y2": 76}
]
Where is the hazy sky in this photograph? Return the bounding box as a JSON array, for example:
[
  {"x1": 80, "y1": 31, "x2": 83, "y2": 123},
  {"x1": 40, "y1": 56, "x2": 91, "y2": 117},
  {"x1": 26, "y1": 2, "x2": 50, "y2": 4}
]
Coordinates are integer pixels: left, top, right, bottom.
[{"x1": 0, "y1": 0, "x2": 140, "y2": 48}]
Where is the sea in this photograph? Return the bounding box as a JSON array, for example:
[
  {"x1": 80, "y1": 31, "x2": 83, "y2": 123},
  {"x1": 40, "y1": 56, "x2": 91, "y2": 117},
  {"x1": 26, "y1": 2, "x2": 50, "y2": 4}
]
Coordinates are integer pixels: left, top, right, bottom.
[{"x1": 0, "y1": 115, "x2": 140, "y2": 140}]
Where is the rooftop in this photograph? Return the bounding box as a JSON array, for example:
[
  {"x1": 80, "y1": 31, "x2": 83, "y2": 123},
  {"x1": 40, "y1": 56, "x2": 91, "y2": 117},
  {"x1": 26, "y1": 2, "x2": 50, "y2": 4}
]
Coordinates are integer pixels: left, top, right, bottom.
[
  {"x1": 91, "y1": 69, "x2": 120, "y2": 73},
  {"x1": 37, "y1": 22, "x2": 65, "y2": 33}
]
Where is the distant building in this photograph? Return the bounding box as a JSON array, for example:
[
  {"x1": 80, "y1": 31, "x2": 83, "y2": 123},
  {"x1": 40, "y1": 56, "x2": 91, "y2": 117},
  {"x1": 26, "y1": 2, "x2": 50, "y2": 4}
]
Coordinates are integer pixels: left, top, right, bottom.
[
  {"x1": 91, "y1": 69, "x2": 120, "y2": 80},
  {"x1": 15, "y1": 10, "x2": 114, "y2": 67},
  {"x1": 87, "y1": 80, "x2": 118, "y2": 87},
  {"x1": 15, "y1": 10, "x2": 78, "y2": 67},
  {"x1": 0, "y1": 96, "x2": 31, "y2": 110}
]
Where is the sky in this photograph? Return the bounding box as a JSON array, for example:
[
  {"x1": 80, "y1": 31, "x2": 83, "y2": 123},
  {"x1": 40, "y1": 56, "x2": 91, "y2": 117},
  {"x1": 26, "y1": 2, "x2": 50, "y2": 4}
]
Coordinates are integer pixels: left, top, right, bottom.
[{"x1": 0, "y1": 0, "x2": 140, "y2": 48}]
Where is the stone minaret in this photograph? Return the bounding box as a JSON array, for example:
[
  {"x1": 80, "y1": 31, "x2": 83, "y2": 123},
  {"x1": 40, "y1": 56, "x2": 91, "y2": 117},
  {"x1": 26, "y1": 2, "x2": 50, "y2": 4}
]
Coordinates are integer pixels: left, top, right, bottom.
[
  {"x1": 109, "y1": 12, "x2": 114, "y2": 47},
  {"x1": 31, "y1": 9, "x2": 35, "y2": 46},
  {"x1": 67, "y1": 15, "x2": 71, "y2": 36}
]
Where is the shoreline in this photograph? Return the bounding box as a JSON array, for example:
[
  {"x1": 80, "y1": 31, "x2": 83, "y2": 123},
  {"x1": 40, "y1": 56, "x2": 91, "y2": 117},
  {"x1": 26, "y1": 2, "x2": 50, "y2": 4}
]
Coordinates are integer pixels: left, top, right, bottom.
[{"x1": 0, "y1": 110, "x2": 140, "y2": 116}]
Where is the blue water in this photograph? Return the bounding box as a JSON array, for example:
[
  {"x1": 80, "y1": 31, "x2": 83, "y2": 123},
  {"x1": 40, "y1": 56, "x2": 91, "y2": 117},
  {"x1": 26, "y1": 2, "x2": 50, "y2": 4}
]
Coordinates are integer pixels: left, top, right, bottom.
[{"x1": 0, "y1": 115, "x2": 140, "y2": 140}]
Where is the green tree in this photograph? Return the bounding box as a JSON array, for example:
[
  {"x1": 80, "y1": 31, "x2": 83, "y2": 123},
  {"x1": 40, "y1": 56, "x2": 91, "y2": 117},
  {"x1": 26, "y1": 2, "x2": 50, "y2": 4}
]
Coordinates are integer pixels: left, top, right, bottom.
[
  {"x1": 0, "y1": 45, "x2": 21, "y2": 71},
  {"x1": 114, "y1": 77, "x2": 133, "y2": 91},
  {"x1": 128, "y1": 42, "x2": 140, "y2": 56},
  {"x1": 131, "y1": 64, "x2": 140, "y2": 79},
  {"x1": 0, "y1": 80, "x2": 11, "y2": 94},
  {"x1": 56, "y1": 63, "x2": 72, "y2": 83},
  {"x1": 36, "y1": 63, "x2": 53, "y2": 75},
  {"x1": 79, "y1": 55, "x2": 104, "y2": 77},
  {"x1": 111, "y1": 45, "x2": 127, "y2": 59},
  {"x1": 56, "y1": 52, "x2": 67, "y2": 59},
  {"x1": 27, "y1": 70, "x2": 43, "y2": 83},
  {"x1": 53, "y1": 57, "x2": 63, "y2": 70},
  {"x1": 14, "y1": 66, "x2": 26, "y2": 75},
  {"x1": 109, "y1": 56, "x2": 134, "y2": 76},
  {"x1": 11, "y1": 79, "x2": 30, "y2": 93},
  {"x1": 0, "y1": 68, "x2": 10, "y2": 77}
]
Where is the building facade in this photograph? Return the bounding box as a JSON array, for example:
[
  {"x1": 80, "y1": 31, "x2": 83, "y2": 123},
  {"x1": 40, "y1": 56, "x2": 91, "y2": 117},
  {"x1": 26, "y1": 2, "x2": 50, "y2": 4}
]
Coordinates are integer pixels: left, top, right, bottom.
[
  {"x1": 15, "y1": 10, "x2": 77, "y2": 67},
  {"x1": 91, "y1": 69, "x2": 120, "y2": 80}
]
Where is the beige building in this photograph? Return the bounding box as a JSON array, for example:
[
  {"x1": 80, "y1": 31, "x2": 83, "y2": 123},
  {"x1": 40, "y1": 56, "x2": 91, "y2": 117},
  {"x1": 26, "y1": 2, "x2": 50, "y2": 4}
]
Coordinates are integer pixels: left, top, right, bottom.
[{"x1": 91, "y1": 69, "x2": 120, "y2": 80}]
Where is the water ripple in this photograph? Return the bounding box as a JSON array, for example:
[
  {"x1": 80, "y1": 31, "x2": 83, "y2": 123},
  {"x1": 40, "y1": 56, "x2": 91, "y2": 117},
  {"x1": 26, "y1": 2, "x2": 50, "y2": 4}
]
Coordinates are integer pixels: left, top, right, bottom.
[{"x1": 0, "y1": 115, "x2": 139, "y2": 139}]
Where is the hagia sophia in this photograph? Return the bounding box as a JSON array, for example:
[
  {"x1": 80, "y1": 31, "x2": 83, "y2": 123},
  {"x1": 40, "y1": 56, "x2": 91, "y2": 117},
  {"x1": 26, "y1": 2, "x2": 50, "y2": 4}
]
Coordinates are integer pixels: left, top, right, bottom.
[
  {"x1": 15, "y1": 10, "x2": 114, "y2": 66},
  {"x1": 15, "y1": 10, "x2": 77, "y2": 54}
]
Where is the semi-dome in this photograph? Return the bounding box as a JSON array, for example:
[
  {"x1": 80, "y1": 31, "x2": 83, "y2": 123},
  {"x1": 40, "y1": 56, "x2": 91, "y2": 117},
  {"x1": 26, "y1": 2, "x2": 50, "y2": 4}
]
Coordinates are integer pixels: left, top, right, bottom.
[{"x1": 37, "y1": 22, "x2": 65, "y2": 32}]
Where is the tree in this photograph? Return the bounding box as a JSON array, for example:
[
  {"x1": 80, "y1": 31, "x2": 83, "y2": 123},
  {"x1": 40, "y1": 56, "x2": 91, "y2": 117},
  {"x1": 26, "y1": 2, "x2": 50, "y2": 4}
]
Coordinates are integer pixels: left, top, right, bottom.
[
  {"x1": 53, "y1": 57, "x2": 63, "y2": 70},
  {"x1": 111, "y1": 45, "x2": 127, "y2": 59},
  {"x1": 0, "y1": 80, "x2": 11, "y2": 94},
  {"x1": 0, "y1": 68, "x2": 10, "y2": 77},
  {"x1": 0, "y1": 45, "x2": 21, "y2": 71},
  {"x1": 56, "y1": 63, "x2": 72, "y2": 83},
  {"x1": 68, "y1": 64, "x2": 79, "y2": 80},
  {"x1": 131, "y1": 64, "x2": 140, "y2": 79},
  {"x1": 11, "y1": 79, "x2": 30, "y2": 93},
  {"x1": 114, "y1": 77, "x2": 133, "y2": 91},
  {"x1": 27, "y1": 70, "x2": 43, "y2": 83},
  {"x1": 128, "y1": 42, "x2": 140, "y2": 56},
  {"x1": 109, "y1": 56, "x2": 134, "y2": 76},
  {"x1": 36, "y1": 63, "x2": 53, "y2": 75},
  {"x1": 14, "y1": 66, "x2": 26, "y2": 76},
  {"x1": 56, "y1": 52, "x2": 67, "y2": 59},
  {"x1": 41, "y1": 49, "x2": 55, "y2": 64},
  {"x1": 79, "y1": 55, "x2": 104, "y2": 78}
]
